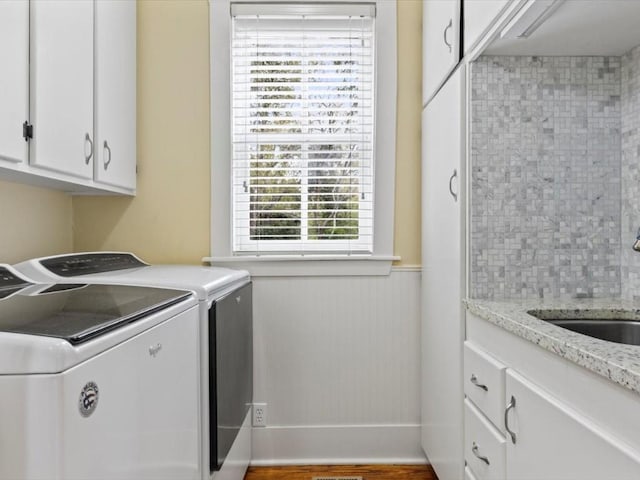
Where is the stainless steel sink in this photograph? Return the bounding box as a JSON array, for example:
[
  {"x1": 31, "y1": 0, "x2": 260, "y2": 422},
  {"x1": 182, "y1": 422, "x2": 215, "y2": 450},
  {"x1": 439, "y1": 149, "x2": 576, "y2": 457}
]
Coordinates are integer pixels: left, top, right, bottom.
[{"x1": 527, "y1": 309, "x2": 640, "y2": 346}]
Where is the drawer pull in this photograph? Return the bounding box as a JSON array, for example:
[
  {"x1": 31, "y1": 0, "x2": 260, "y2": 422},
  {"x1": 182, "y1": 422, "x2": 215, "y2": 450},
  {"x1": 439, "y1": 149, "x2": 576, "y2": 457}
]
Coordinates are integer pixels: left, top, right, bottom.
[
  {"x1": 471, "y1": 442, "x2": 490, "y2": 466},
  {"x1": 470, "y1": 374, "x2": 488, "y2": 391},
  {"x1": 505, "y1": 395, "x2": 517, "y2": 444}
]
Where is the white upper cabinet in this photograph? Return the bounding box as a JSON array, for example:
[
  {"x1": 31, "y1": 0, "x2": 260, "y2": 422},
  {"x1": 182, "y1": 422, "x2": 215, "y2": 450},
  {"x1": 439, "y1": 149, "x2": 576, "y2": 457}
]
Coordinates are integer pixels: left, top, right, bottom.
[
  {"x1": 0, "y1": 0, "x2": 136, "y2": 194},
  {"x1": 463, "y1": 0, "x2": 510, "y2": 54},
  {"x1": 30, "y1": 0, "x2": 94, "y2": 180},
  {"x1": 0, "y1": 1, "x2": 29, "y2": 166},
  {"x1": 94, "y1": 0, "x2": 137, "y2": 190},
  {"x1": 422, "y1": 0, "x2": 460, "y2": 106}
]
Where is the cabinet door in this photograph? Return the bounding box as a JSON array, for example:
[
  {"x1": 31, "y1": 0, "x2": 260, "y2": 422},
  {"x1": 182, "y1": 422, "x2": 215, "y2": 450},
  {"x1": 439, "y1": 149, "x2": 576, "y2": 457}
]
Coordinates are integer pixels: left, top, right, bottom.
[
  {"x1": 463, "y1": 0, "x2": 510, "y2": 54},
  {"x1": 30, "y1": 0, "x2": 94, "y2": 180},
  {"x1": 421, "y1": 66, "x2": 465, "y2": 480},
  {"x1": 95, "y1": 0, "x2": 136, "y2": 190},
  {"x1": 0, "y1": 0, "x2": 29, "y2": 166},
  {"x1": 423, "y1": 0, "x2": 460, "y2": 106},
  {"x1": 505, "y1": 370, "x2": 640, "y2": 480}
]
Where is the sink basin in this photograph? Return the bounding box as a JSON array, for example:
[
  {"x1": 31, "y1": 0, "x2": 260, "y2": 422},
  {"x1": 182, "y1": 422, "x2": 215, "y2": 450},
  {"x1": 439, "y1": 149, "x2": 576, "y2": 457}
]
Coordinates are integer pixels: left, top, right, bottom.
[{"x1": 527, "y1": 309, "x2": 640, "y2": 346}]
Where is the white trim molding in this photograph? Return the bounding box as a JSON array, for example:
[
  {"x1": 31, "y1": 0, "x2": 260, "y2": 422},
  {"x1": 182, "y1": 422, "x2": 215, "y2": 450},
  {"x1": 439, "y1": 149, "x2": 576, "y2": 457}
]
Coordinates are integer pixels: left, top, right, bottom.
[
  {"x1": 251, "y1": 424, "x2": 426, "y2": 466},
  {"x1": 203, "y1": 255, "x2": 400, "y2": 276}
]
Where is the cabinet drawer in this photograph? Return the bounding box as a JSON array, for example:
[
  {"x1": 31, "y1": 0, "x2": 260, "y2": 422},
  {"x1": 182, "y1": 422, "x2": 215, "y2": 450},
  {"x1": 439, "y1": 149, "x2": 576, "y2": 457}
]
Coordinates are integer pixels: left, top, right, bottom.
[
  {"x1": 464, "y1": 399, "x2": 506, "y2": 480},
  {"x1": 464, "y1": 341, "x2": 506, "y2": 429}
]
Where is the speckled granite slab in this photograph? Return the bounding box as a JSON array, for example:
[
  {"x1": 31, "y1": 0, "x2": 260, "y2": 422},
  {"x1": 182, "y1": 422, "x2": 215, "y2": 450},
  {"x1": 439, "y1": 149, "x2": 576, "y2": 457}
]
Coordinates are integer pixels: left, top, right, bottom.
[{"x1": 464, "y1": 298, "x2": 640, "y2": 396}]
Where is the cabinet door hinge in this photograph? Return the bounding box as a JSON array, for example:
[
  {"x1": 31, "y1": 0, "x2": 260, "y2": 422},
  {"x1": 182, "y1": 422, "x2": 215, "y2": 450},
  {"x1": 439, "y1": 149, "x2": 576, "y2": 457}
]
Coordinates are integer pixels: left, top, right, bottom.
[{"x1": 22, "y1": 121, "x2": 33, "y2": 141}]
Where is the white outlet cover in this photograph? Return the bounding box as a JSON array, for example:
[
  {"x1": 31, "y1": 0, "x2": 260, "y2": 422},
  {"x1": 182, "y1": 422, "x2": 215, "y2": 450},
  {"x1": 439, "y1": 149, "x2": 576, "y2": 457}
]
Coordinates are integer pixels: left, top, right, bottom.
[{"x1": 253, "y1": 403, "x2": 267, "y2": 427}]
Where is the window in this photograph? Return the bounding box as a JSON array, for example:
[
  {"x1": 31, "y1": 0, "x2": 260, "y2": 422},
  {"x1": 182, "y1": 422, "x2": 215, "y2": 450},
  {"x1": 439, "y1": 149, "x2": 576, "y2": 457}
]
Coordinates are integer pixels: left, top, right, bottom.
[
  {"x1": 231, "y1": 5, "x2": 374, "y2": 254},
  {"x1": 210, "y1": 1, "x2": 397, "y2": 273}
]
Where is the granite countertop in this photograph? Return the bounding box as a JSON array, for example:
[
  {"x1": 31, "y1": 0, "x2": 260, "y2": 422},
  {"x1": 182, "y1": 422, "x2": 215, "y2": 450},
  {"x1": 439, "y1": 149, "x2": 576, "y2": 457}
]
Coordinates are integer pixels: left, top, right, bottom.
[{"x1": 464, "y1": 298, "x2": 640, "y2": 396}]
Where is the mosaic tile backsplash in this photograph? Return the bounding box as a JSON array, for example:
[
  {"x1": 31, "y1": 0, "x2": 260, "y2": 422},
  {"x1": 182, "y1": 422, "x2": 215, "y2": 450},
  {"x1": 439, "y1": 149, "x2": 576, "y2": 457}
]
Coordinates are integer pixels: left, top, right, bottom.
[
  {"x1": 471, "y1": 56, "x2": 622, "y2": 299},
  {"x1": 622, "y1": 45, "x2": 640, "y2": 301}
]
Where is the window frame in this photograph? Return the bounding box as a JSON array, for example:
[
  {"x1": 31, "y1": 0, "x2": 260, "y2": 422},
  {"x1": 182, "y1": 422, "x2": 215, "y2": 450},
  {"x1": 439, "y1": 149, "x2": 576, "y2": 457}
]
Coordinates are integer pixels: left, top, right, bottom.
[{"x1": 208, "y1": 0, "x2": 398, "y2": 276}]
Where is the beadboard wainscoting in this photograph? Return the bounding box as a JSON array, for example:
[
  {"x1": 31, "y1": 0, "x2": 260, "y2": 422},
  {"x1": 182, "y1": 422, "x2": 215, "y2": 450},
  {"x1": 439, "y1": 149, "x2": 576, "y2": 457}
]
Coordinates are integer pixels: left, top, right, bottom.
[{"x1": 250, "y1": 268, "x2": 424, "y2": 465}]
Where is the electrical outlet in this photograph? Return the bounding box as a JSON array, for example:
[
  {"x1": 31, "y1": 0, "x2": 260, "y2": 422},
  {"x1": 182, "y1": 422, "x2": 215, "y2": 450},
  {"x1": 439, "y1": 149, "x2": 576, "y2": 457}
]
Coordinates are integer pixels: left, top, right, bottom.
[{"x1": 253, "y1": 403, "x2": 267, "y2": 427}]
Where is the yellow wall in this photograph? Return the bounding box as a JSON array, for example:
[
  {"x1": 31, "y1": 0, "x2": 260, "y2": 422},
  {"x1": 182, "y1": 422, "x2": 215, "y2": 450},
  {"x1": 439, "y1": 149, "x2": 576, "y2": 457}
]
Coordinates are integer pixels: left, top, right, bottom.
[
  {"x1": 73, "y1": 0, "x2": 423, "y2": 267},
  {"x1": 73, "y1": 0, "x2": 211, "y2": 264},
  {"x1": 0, "y1": 180, "x2": 72, "y2": 264},
  {"x1": 394, "y1": 0, "x2": 422, "y2": 267}
]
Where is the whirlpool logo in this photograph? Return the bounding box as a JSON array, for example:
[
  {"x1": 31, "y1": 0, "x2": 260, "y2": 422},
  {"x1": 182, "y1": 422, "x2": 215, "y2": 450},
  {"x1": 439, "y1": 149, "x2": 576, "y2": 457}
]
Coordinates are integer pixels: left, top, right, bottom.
[{"x1": 78, "y1": 381, "x2": 99, "y2": 418}]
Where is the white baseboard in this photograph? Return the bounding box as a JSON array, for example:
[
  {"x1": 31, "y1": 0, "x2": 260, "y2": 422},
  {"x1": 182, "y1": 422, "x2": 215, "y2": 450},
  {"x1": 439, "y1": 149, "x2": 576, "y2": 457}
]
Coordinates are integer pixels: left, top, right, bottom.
[{"x1": 250, "y1": 424, "x2": 427, "y2": 466}]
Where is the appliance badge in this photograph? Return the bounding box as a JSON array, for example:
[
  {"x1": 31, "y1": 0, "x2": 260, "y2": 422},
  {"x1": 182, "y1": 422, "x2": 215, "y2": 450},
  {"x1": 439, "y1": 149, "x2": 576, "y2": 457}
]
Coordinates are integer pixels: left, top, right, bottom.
[{"x1": 78, "y1": 381, "x2": 99, "y2": 417}]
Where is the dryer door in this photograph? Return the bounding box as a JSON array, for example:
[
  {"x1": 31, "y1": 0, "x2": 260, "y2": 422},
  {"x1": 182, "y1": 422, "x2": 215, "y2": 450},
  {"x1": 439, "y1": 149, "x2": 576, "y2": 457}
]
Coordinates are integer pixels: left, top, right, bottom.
[{"x1": 210, "y1": 282, "x2": 253, "y2": 472}]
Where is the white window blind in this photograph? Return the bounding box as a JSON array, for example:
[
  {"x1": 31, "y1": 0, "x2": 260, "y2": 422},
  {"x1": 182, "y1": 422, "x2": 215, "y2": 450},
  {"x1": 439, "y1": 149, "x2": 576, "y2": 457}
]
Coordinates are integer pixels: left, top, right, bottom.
[{"x1": 231, "y1": 4, "x2": 376, "y2": 255}]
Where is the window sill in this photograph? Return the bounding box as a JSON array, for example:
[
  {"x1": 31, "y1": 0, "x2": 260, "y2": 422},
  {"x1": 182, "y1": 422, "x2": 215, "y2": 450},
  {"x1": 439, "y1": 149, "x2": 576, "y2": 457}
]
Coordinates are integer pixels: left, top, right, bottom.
[{"x1": 202, "y1": 255, "x2": 400, "y2": 277}]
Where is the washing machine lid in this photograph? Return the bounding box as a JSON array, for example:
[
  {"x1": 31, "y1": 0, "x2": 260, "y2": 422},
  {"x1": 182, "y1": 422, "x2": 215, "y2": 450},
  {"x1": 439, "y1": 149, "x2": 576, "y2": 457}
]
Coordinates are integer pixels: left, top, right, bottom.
[{"x1": 0, "y1": 283, "x2": 191, "y2": 345}]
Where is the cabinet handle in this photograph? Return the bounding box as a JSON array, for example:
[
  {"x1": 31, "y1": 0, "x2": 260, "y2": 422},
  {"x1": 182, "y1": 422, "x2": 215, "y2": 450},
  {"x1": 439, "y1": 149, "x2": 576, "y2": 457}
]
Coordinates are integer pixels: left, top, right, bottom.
[
  {"x1": 471, "y1": 442, "x2": 490, "y2": 466},
  {"x1": 470, "y1": 374, "x2": 488, "y2": 392},
  {"x1": 103, "y1": 141, "x2": 112, "y2": 170},
  {"x1": 443, "y1": 18, "x2": 453, "y2": 53},
  {"x1": 448, "y1": 169, "x2": 458, "y2": 202},
  {"x1": 84, "y1": 133, "x2": 94, "y2": 165},
  {"x1": 505, "y1": 395, "x2": 517, "y2": 444}
]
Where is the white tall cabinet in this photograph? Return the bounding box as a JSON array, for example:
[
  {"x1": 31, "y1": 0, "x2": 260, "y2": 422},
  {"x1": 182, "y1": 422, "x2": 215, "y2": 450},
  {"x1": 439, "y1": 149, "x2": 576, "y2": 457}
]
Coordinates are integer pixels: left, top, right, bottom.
[{"x1": 421, "y1": 65, "x2": 466, "y2": 480}]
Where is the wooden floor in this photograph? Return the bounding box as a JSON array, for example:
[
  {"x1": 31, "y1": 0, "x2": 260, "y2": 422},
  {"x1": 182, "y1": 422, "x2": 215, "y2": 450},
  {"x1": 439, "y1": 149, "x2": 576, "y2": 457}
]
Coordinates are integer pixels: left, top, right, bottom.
[{"x1": 244, "y1": 465, "x2": 437, "y2": 480}]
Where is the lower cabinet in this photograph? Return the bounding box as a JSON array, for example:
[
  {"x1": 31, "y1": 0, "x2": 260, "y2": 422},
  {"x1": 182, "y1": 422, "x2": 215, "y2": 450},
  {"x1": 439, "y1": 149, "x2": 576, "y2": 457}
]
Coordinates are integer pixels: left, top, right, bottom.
[
  {"x1": 464, "y1": 340, "x2": 640, "y2": 480},
  {"x1": 505, "y1": 370, "x2": 640, "y2": 480}
]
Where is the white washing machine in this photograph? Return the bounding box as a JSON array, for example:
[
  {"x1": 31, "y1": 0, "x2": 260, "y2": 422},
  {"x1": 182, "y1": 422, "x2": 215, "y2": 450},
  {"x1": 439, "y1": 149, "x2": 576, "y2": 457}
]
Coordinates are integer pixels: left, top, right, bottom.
[
  {"x1": 14, "y1": 252, "x2": 252, "y2": 480},
  {"x1": 0, "y1": 264, "x2": 201, "y2": 479}
]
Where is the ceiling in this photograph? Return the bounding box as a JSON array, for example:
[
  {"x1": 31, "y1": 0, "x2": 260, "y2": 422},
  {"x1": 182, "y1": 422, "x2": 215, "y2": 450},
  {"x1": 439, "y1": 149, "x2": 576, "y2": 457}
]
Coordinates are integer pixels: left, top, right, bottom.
[{"x1": 484, "y1": 0, "x2": 640, "y2": 56}]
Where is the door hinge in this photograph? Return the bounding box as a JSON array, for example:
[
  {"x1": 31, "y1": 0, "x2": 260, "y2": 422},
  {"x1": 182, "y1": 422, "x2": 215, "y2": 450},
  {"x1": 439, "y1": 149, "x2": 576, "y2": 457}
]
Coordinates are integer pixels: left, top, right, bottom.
[{"x1": 22, "y1": 121, "x2": 33, "y2": 141}]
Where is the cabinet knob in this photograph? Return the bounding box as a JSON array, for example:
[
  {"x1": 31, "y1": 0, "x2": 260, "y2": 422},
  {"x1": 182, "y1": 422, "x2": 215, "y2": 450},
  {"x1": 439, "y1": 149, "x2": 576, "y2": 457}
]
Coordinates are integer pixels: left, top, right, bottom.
[
  {"x1": 505, "y1": 395, "x2": 517, "y2": 444},
  {"x1": 443, "y1": 18, "x2": 453, "y2": 53},
  {"x1": 470, "y1": 374, "x2": 488, "y2": 391},
  {"x1": 472, "y1": 441, "x2": 490, "y2": 466},
  {"x1": 103, "y1": 140, "x2": 112, "y2": 170},
  {"x1": 449, "y1": 169, "x2": 458, "y2": 202},
  {"x1": 84, "y1": 133, "x2": 94, "y2": 165}
]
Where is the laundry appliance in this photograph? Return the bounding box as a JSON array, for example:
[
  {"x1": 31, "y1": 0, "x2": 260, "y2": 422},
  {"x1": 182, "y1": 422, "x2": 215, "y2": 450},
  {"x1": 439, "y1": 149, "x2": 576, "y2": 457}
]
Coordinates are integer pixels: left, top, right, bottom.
[
  {"x1": 14, "y1": 252, "x2": 253, "y2": 480},
  {"x1": 0, "y1": 264, "x2": 201, "y2": 479}
]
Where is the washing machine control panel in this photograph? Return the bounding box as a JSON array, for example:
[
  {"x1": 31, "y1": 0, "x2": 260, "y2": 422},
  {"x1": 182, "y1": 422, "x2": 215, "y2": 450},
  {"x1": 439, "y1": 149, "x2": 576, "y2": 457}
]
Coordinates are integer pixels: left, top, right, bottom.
[
  {"x1": 0, "y1": 267, "x2": 32, "y2": 289},
  {"x1": 40, "y1": 253, "x2": 147, "y2": 277}
]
